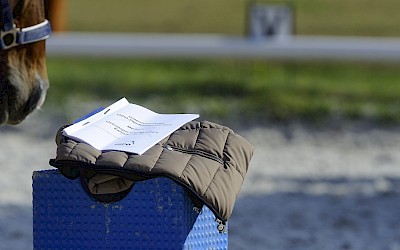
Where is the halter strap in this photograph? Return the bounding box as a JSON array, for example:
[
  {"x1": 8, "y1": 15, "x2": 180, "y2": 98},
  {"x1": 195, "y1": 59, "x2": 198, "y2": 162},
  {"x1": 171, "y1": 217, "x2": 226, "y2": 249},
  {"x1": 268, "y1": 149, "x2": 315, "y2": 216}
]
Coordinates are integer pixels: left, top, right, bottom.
[
  {"x1": 0, "y1": 0, "x2": 14, "y2": 31},
  {"x1": 0, "y1": 0, "x2": 51, "y2": 50}
]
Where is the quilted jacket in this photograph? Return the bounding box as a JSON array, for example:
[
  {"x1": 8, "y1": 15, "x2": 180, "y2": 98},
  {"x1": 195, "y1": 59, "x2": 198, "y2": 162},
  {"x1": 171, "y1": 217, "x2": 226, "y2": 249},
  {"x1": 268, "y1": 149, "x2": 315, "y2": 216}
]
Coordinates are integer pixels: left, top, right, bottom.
[{"x1": 50, "y1": 121, "x2": 254, "y2": 227}]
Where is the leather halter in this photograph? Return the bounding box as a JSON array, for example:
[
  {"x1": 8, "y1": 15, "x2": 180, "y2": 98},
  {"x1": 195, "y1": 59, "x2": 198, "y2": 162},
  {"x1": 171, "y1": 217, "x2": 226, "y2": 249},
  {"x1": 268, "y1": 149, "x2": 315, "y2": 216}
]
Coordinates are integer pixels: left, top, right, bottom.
[{"x1": 0, "y1": 0, "x2": 51, "y2": 50}]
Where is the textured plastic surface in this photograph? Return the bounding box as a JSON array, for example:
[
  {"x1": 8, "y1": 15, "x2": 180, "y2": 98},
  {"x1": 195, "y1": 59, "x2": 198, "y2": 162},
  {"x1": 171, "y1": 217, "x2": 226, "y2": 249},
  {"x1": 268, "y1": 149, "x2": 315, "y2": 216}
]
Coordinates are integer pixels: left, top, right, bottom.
[{"x1": 33, "y1": 170, "x2": 227, "y2": 249}]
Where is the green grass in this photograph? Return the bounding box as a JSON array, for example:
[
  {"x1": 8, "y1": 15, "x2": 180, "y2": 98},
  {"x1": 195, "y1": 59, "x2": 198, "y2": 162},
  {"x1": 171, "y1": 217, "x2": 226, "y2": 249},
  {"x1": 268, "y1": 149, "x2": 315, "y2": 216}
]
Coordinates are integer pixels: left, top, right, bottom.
[
  {"x1": 47, "y1": 1, "x2": 400, "y2": 125},
  {"x1": 67, "y1": 0, "x2": 400, "y2": 37},
  {"x1": 44, "y1": 58, "x2": 400, "y2": 125}
]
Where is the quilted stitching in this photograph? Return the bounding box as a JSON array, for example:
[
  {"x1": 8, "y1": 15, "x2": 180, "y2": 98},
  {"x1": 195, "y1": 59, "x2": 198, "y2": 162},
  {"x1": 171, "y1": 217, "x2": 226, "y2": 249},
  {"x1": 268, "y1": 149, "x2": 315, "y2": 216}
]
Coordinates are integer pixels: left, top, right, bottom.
[{"x1": 51, "y1": 121, "x2": 254, "y2": 222}]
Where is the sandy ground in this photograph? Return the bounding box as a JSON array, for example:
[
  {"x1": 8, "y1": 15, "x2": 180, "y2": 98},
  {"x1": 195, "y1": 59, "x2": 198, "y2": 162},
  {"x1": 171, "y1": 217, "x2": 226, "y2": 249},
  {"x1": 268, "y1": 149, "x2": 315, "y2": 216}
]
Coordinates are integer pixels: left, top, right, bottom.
[{"x1": 1, "y1": 110, "x2": 400, "y2": 250}]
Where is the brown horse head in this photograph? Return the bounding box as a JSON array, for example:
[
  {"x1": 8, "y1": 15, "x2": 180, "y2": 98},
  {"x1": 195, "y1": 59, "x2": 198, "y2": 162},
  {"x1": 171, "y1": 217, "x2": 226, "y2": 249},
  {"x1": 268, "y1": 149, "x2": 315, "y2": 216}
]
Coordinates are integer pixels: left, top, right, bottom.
[{"x1": 0, "y1": 0, "x2": 50, "y2": 125}]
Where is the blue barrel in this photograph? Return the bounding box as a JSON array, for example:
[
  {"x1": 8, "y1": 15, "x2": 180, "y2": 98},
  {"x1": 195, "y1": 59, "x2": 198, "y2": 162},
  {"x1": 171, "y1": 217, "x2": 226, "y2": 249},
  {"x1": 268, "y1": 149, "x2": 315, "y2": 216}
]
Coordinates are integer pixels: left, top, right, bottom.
[{"x1": 33, "y1": 170, "x2": 228, "y2": 249}]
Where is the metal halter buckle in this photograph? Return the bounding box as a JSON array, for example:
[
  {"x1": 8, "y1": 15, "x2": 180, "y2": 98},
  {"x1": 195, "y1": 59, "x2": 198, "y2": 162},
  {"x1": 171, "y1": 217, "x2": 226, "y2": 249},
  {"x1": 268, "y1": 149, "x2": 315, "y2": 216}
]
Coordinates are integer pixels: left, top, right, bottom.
[{"x1": 0, "y1": 25, "x2": 19, "y2": 50}]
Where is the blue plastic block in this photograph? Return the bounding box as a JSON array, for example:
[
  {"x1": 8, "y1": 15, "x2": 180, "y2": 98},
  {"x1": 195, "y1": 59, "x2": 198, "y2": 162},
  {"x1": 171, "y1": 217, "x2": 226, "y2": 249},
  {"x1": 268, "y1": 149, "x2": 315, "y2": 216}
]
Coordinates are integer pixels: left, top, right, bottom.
[{"x1": 32, "y1": 170, "x2": 228, "y2": 249}]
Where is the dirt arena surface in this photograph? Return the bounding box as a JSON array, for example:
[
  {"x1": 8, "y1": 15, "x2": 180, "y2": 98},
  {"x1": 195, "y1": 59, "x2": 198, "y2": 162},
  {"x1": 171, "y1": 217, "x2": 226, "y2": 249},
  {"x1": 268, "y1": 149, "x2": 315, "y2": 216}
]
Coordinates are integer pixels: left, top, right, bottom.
[{"x1": 1, "y1": 110, "x2": 400, "y2": 250}]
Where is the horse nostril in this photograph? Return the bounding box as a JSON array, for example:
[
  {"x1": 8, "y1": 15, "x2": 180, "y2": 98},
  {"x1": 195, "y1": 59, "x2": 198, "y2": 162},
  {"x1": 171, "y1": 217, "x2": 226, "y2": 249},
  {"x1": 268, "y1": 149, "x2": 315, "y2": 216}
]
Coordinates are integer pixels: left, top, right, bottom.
[{"x1": 23, "y1": 83, "x2": 44, "y2": 115}]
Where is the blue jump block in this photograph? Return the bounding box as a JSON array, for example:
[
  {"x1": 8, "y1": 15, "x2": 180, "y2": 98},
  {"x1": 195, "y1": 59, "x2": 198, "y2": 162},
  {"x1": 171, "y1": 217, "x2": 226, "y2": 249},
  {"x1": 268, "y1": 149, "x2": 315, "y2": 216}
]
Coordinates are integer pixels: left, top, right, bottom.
[{"x1": 32, "y1": 170, "x2": 228, "y2": 250}]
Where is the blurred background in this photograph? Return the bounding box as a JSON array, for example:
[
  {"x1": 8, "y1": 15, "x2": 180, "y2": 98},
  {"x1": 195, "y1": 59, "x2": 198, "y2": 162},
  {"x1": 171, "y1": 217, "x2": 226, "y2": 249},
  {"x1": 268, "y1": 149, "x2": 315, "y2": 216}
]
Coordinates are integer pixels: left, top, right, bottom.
[
  {"x1": 43, "y1": 0, "x2": 400, "y2": 125},
  {"x1": 2, "y1": 0, "x2": 400, "y2": 249}
]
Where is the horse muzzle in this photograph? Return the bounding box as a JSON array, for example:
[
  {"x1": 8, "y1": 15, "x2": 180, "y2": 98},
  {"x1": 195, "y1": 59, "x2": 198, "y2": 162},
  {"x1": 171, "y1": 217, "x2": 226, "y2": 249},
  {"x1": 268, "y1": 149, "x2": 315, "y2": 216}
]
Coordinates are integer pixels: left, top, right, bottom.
[{"x1": 0, "y1": 75, "x2": 48, "y2": 125}]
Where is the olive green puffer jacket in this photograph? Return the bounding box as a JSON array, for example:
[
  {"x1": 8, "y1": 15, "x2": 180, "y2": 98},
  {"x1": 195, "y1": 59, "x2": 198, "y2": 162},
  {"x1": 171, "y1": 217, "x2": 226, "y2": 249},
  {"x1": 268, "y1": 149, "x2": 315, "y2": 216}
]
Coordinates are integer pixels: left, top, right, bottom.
[{"x1": 50, "y1": 121, "x2": 254, "y2": 226}]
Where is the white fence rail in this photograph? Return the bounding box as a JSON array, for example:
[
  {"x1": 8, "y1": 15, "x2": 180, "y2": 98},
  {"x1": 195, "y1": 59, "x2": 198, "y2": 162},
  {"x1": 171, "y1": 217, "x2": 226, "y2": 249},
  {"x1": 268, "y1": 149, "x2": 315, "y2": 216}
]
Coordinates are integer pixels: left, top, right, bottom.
[{"x1": 46, "y1": 32, "x2": 400, "y2": 63}]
